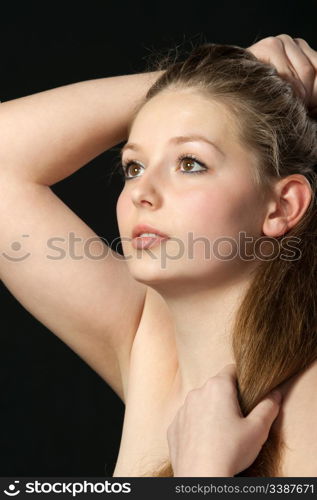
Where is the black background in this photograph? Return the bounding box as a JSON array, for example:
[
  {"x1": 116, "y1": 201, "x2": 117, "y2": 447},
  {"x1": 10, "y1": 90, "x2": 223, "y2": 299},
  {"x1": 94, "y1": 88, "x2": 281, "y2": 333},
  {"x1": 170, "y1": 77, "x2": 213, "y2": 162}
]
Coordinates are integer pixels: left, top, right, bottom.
[{"x1": 0, "y1": 0, "x2": 316, "y2": 477}]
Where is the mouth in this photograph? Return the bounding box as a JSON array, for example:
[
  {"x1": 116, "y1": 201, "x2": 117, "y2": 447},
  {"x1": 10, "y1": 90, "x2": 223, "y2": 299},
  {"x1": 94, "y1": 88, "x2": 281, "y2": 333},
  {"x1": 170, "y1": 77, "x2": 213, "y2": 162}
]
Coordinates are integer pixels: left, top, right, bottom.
[
  {"x1": 132, "y1": 224, "x2": 169, "y2": 239},
  {"x1": 132, "y1": 235, "x2": 169, "y2": 250},
  {"x1": 132, "y1": 224, "x2": 170, "y2": 249}
]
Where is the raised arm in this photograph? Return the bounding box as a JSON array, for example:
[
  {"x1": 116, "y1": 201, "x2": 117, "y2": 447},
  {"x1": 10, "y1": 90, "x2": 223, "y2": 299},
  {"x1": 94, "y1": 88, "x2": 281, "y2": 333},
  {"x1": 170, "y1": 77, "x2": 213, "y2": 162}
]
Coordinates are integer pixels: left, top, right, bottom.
[
  {"x1": 0, "y1": 71, "x2": 162, "y2": 185},
  {"x1": 1, "y1": 35, "x2": 314, "y2": 405},
  {"x1": 0, "y1": 71, "x2": 162, "y2": 402}
]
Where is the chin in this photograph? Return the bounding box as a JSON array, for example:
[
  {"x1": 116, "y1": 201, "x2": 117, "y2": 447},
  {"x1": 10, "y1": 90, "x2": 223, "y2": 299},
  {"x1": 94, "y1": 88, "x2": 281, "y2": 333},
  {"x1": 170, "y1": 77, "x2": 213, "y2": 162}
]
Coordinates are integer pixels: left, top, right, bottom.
[
  {"x1": 128, "y1": 263, "x2": 170, "y2": 284},
  {"x1": 127, "y1": 256, "x2": 184, "y2": 286}
]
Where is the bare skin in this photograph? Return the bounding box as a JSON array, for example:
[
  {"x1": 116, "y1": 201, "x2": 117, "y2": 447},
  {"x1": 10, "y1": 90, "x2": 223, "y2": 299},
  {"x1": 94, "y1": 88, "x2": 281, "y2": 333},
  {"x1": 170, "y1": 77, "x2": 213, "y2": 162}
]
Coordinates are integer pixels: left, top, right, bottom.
[
  {"x1": 112, "y1": 287, "x2": 317, "y2": 476},
  {"x1": 167, "y1": 364, "x2": 282, "y2": 477},
  {"x1": 113, "y1": 88, "x2": 316, "y2": 477},
  {"x1": 115, "y1": 35, "x2": 317, "y2": 476},
  {"x1": 0, "y1": 35, "x2": 316, "y2": 477}
]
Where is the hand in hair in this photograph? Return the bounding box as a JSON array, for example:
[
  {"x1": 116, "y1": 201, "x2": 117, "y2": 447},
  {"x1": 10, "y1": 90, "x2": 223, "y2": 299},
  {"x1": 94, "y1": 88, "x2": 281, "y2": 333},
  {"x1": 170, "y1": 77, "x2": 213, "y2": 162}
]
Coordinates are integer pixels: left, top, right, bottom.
[
  {"x1": 248, "y1": 34, "x2": 317, "y2": 115},
  {"x1": 166, "y1": 363, "x2": 282, "y2": 477}
]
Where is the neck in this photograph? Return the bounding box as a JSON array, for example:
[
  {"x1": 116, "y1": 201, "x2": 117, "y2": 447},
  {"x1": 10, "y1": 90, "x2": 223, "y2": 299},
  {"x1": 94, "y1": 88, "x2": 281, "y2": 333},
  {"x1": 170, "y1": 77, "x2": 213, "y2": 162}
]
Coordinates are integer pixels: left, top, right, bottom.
[{"x1": 153, "y1": 271, "x2": 255, "y2": 404}]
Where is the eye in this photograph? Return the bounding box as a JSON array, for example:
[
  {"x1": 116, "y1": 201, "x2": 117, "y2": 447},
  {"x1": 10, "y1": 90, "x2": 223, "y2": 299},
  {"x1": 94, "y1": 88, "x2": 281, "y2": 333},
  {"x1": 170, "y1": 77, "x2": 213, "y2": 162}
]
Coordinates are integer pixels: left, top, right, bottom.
[
  {"x1": 121, "y1": 160, "x2": 144, "y2": 179},
  {"x1": 177, "y1": 154, "x2": 207, "y2": 174},
  {"x1": 120, "y1": 154, "x2": 208, "y2": 180}
]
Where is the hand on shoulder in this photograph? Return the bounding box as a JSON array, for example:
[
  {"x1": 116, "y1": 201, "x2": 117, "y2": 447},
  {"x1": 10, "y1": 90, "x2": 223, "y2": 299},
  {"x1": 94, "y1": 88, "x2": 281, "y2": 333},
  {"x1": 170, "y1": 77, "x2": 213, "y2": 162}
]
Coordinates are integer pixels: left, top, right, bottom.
[{"x1": 166, "y1": 363, "x2": 282, "y2": 477}]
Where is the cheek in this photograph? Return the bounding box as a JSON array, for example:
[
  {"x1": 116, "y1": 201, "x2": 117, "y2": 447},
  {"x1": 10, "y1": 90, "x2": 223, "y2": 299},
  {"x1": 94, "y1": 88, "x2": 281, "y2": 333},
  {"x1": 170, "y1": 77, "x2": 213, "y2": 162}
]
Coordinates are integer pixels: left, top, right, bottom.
[
  {"x1": 116, "y1": 192, "x2": 130, "y2": 233},
  {"x1": 178, "y1": 183, "x2": 261, "y2": 239},
  {"x1": 175, "y1": 185, "x2": 261, "y2": 268},
  {"x1": 116, "y1": 193, "x2": 135, "y2": 259}
]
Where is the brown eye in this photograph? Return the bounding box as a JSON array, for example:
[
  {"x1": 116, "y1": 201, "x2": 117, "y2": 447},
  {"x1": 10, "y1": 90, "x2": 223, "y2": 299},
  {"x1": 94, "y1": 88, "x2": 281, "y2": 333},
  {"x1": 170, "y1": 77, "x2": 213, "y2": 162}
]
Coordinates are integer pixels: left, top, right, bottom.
[
  {"x1": 178, "y1": 155, "x2": 207, "y2": 174},
  {"x1": 122, "y1": 161, "x2": 144, "y2": 179},
  {"x1": 180, "y1": 158, "x2": 197, "y2": 172}
]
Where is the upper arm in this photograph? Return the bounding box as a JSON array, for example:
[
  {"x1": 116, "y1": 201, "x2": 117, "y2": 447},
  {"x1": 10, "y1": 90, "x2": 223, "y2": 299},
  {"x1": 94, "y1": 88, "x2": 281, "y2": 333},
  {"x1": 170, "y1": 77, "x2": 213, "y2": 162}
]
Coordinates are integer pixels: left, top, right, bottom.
[{"x1": 0, "y1": 175, "x2": 147, "y2": 402}]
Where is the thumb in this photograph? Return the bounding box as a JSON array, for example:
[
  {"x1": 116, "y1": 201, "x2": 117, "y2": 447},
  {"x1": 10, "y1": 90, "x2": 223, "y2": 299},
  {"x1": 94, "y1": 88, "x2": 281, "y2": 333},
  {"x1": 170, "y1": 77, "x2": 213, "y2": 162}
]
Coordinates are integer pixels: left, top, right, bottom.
[{"x1": 247, "y1": 390, "x2": 282, "y2": 434}]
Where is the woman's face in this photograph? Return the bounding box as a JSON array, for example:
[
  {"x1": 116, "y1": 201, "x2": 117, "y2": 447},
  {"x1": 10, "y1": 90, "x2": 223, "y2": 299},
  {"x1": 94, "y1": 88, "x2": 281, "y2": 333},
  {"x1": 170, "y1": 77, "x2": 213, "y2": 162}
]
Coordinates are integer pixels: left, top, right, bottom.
[{"x1": 116, "y1": 89, "x2": 267, "y2": 290}]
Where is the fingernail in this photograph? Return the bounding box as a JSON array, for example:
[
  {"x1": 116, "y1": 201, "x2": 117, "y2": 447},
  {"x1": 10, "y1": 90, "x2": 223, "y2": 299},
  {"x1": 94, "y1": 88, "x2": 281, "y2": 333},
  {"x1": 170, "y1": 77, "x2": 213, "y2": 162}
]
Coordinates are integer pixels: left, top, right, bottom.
[{"x1": 271, "y1": 390, "x2": 282, "y2": 403}]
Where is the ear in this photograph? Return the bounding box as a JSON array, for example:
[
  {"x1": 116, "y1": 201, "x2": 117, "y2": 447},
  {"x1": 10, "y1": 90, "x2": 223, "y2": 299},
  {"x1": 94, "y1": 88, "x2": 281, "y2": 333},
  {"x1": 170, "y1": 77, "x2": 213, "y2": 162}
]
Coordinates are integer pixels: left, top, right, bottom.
[{"x1": 262, "y1": 174, "x2": 313, "y2": 237}]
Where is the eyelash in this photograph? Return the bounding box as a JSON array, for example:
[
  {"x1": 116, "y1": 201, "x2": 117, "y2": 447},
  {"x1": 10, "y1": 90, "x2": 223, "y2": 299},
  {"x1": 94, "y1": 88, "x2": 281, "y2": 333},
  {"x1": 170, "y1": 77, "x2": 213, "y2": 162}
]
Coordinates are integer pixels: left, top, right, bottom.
[{"x1": 120, "y1": 154, "x2": 208, "y2": 180}]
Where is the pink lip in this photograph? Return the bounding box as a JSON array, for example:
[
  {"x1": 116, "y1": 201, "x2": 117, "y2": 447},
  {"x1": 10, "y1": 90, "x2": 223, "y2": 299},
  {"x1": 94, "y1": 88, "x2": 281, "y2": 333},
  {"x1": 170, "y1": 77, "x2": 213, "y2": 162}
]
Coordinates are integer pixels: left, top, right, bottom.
[
  {"x1": 132, "y1": 224, "x2": 169, "y2": 239},
  {"x1": 132, "y1": 235, "x2": 169, "y2": 250}
]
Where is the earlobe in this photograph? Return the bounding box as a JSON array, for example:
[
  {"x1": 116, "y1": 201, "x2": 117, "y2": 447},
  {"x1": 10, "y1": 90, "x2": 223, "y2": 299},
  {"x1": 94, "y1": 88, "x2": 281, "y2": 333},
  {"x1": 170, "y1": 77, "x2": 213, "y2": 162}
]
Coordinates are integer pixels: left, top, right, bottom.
[{"x1": 262, "y1": 175, "x2": 313, "y2": 238}]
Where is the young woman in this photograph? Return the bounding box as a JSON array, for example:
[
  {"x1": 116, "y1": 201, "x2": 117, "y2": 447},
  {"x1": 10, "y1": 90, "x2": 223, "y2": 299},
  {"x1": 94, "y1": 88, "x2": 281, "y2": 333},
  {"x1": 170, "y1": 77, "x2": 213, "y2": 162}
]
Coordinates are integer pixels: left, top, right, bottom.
[
  {"x1": 0, "y1": 34, "x2": 316, "y2": 477},
  {"x1": 114, "y1": 36, "x2": 317, "y2": 477}
]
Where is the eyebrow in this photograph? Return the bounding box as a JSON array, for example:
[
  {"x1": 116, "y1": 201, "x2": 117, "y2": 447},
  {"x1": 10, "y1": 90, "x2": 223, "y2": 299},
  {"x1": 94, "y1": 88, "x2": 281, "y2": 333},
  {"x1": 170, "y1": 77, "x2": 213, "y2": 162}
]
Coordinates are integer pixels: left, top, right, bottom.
[{"x1": 120, "y1": 134, "x2": 225, "y2": 157}]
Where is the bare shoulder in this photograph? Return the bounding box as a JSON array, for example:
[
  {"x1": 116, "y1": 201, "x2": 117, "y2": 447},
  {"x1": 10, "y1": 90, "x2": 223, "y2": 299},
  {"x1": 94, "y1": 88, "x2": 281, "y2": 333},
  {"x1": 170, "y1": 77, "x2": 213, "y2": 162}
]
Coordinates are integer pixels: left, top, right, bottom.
[
  {"x1": 276, "y1": 359, "x2": 317, "y2": 476},
  {"x1": 119, "y1": 286, "x2": 178, "y2": 401}
]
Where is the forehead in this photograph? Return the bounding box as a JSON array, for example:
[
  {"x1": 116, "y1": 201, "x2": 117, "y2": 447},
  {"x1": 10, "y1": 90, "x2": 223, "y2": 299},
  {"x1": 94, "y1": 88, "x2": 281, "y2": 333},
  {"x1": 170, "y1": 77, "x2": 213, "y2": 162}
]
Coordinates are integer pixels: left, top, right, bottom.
[
  {"x1": 122, "y1": 89, "x2": 261, "y2": 187},
  {"x1": 127, "y1": 89, "x2": 239, "y2": 148}
]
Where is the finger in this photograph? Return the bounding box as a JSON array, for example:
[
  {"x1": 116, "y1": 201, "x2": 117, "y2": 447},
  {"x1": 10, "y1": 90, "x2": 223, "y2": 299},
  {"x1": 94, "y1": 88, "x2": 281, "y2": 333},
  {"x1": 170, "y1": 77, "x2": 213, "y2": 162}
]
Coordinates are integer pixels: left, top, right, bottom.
[
  {"x1": 276, "y1": 34, "x2": 314, "y2": 102},
  {"x1": 293, "y1": 38, "x2": 317, "y2": 110},
  {"x1": 249, "y1": 37, "x2": 306, "y2": 99},
  {"x1": 214, "y1": 363, "x2": 238, "y2": 399},
  {"x1": 247, "y1": 390, "x2": 282, "y2": 437},
  {"x1": 293, "y1": 38, "x2": 317, "y2": 68},
  {"x1": 274, "y1": 35, "x2": 307, "y2": 99},
  {"x1": 210, "y1": 364, "x2": 243, "y2": 417},
  {"x1": 249, "y1": 37, "x2": 299, "y2": 82}
]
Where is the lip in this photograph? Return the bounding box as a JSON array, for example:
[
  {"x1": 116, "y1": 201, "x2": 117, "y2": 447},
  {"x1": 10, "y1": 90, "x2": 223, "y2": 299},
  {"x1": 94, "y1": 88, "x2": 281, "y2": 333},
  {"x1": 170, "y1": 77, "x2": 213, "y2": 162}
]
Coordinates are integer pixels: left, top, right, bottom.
[
  {"x1": 132, "y1": 235, "x2": 169, "y2": 250},
  {"x1": 132, "y1": 224, "x2": 169, "y2": 239}
]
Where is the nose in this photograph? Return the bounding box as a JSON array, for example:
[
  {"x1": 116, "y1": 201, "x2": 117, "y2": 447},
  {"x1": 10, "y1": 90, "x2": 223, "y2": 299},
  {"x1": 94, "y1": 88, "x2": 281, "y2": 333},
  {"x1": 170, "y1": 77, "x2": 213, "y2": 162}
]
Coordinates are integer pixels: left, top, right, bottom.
[{"x1": 130, "y1": 170, "x2": 163, "y2": 209}]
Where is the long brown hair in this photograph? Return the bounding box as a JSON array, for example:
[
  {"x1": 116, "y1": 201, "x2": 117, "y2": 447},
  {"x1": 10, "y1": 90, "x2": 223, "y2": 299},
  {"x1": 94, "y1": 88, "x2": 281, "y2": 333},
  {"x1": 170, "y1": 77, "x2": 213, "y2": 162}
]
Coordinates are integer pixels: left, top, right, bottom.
[{"x1": 128, "y1": 43, "x2": 317, "y2": 476}]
